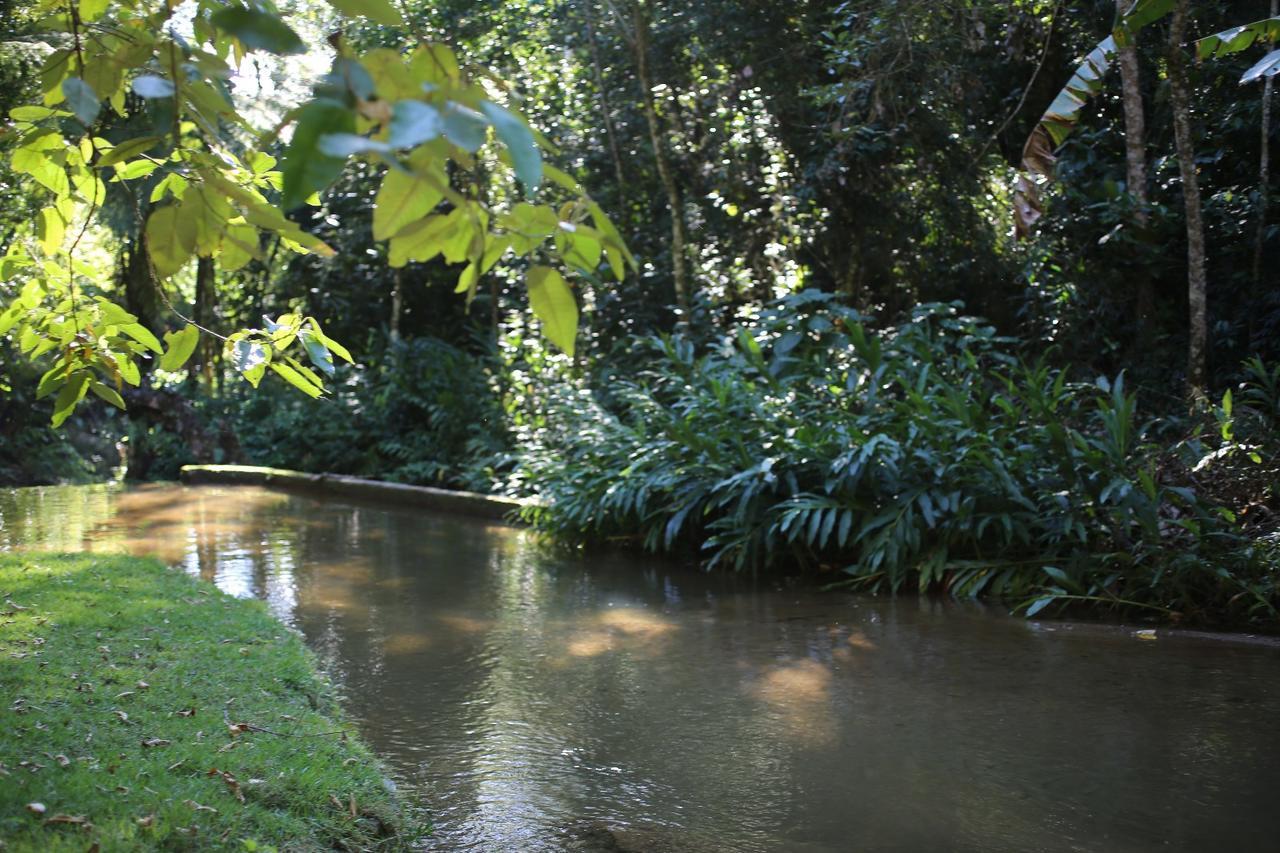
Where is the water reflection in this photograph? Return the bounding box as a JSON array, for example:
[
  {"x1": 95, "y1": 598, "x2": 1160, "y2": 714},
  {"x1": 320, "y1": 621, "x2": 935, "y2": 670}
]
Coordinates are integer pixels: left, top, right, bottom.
[{"x1": 3, "y1": 483, "x2": 1280, "y2": 852}]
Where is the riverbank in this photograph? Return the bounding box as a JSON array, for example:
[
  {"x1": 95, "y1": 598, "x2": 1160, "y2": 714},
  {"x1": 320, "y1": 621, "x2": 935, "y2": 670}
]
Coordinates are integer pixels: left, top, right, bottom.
[
  {"x1": 180, "y1": 464, "x2": 531, "y2": 522},
  {"x1": 0, "y1": 552, "x2": 411, "y2": 851}
]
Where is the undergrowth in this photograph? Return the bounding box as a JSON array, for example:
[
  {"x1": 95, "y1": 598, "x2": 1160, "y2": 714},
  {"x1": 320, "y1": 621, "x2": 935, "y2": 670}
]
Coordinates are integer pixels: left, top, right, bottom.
[{"x1": 517, "y1": 294, "x2": 1280, "y2": 626}]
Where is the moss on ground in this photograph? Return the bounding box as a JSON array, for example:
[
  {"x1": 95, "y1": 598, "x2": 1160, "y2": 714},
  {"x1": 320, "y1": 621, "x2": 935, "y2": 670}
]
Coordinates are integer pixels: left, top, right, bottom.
[{"x1": 0, "y1": 552, "x2": 410, "y2": 851}]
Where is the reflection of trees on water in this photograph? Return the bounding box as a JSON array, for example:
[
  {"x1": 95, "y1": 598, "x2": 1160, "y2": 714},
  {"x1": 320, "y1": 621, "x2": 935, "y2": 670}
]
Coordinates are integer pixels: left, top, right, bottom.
[{"x1": 6, "y1": 484, "x2": 1280, "y2": 851}]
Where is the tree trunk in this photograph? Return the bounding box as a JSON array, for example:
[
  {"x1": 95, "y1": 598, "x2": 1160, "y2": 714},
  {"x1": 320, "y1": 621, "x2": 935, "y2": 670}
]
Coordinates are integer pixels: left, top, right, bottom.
[
  {"x1": 1168, "y1": 0, "x2": 1208, "y2": 398},
  {"x1": 583, "y1": 0, "x2": 629, "y2": 230},
  {"x1": 631, "y1": 1, "x2": 690, "y2": 318},
  {"x1": 390, "y1": 267, "x2": 403, "y2": 342},
  {"x1": 1250, "y1": 0, "x2": 1278, "y2": 350},
  {"x1": 1116, "y1": 0, "x2": 1154, "y2": 329},
  {"x1": 193, "y1": 256, "x2": 217, "y2": 391}
]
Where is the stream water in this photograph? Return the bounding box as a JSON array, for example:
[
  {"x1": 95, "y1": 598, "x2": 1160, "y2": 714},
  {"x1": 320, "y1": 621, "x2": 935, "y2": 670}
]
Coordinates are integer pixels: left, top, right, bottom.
[{"x1": 2, "y1": 482, "x2": 1279, "y2": 852}]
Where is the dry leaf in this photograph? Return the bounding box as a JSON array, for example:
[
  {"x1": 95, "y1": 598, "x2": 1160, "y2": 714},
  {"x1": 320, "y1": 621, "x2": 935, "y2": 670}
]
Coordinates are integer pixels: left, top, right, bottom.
[
  {"x1": 140, "y1": 738, "x2": 171, "y2": 749},
  {"x1": 182, "y1": 799, "x2": 218, "y2": 814},
  {"x1": 208, "y1": 768, "x2": 245, "y2": 803},
  {"x1": 42, "y1": 814, "x2": 90, "y2": 827},
  {"x1": 54, "y1": 754, "x2": 70, "y2": 767},
  {"x1": 176, "y1": 708, "x2": 196, "y2": 717},
  {"x1": 113, "y1": 710, "x2": 129, "y2": 724},
  {"x1": 115, "y1": 691, "x2": 135, "y2": 700},
  {"x1": 136, "y1": 814, "x2": 155, "y2": 827},
  {"x1": 136, "y1": 680, "x2": 150, "y2": 690},
  {"x1": 25, "y1": 802, "x2": 46, "y2": 815}
]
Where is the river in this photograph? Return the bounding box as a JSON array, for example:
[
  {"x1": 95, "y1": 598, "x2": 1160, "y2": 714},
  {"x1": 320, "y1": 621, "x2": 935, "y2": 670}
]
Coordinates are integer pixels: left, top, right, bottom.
[{"x1": 2, "y1": 482, "x2": 1279, "y2": 852}]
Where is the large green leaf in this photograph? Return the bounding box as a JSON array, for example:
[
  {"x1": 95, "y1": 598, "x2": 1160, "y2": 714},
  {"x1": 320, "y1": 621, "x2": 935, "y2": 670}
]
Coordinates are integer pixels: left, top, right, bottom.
[
  {"x1": 62, "y1": 77, "x2": 99, "y2": 126},
  {"x1": 388, "y1": 101, "x2": 443, "y2": 149},
  {"x1": 1243, "y1": 49, "x2": 1280, "y2": 85},
  {"x1": 526, "y1": 266, "x2": 578, "y2": 357},
  {"x1": 160, "y1": 325, "x2": 200, "y2": 371},
  {"x1": 440, "y1": 103, "x2": 488, "y2": 152},
  {"x1": 211, "y1": 6, "x2": 305, "y2": 55},
  {"x1": 480, "y1": 101, "x2": 541, "y2": 194},
  {"x1": 1196, "y1": 18, "x2": 1280, "y2": 60},
  {"x1": 51, "y1": 372, "x2": 90, "y2": 427},
  {"x1": 131, "y1": 75, "x2": 175, "y2": 99},
  {"x1": 373, "y1": 168, "x2": 443, "y2": 240},
  {"x1": 146, "y1": 205, "x2": 195, "y2": 278},
  {"x1": 280, "y1": 101, "x2": 355, "y2": 210},
  {"x1": 325, "y1": 0, "x2": 404, "y2": 28}
]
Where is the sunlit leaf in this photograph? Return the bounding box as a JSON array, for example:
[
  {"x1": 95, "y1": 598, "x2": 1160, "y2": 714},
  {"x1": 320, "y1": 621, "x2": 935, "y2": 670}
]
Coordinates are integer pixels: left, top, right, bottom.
[
  {"x1": 159, "y1": 325, "x2": 200, "y2": 371},
  {"x1": 526, "y1": 265, "x2": 577, "y2": 356},
  {"x1": 61, "y1": 77, "x2": 99, "y2": 125},
  {"x1": 211, "y1": 6, "x2": 305, "y2": 55},
  {"x1": 280, "y1": 101, "x2": 355, "y2": 210},
  {"x1": 480, "y1": 101, "x2": 541, "y2": 193}
]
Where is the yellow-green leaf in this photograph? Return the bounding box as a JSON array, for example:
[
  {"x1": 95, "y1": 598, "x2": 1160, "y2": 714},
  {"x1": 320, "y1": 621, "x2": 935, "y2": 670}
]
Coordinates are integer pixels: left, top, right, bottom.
[
  {"x1": 269, "y1": 362, "x2": 324, "y2": 398},
  {"x1": 89, "y1": 381, "x2": 126, "y2": 409},
  {"x1": 325, "y1": 0, "x2": 405, "y2": 27},
  {"x1": 373, "y1": 168, "x2": 443, "y2": 241},
  {"x1": 527, "y1": 266, "x2": 577, "y2": 357},
  {"x1": 98, "y1": 136, "x2": 161, "y2": 167},
  {"x1": 146, "y1": 205, "x2": 195, "y2": 278},
  {"x1": 37, "y1": 207, "x2": 65, "y2": 255},
  {"x1": 159, "y1": 325, "x2": 200, "y2": 371}
]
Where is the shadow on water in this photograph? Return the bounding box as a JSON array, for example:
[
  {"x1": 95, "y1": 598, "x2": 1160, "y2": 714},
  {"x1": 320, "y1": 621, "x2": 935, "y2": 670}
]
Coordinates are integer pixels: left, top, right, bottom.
[{"x1": 4, "y1": 483, "x2": 1280, "y2": 852}]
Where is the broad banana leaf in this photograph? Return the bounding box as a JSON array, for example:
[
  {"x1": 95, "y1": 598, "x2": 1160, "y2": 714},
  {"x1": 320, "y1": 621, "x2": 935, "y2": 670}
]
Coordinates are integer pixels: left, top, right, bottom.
[
  {"x1": 1014, "y1": 0, "x2": 1175, "y2": 236},
  {"x1": 1014, "y1": 4, "x2": 1278, "y2": 236},
  {"x1": 1195, "y1": 18, "x2": 1280, "y2": 84}
]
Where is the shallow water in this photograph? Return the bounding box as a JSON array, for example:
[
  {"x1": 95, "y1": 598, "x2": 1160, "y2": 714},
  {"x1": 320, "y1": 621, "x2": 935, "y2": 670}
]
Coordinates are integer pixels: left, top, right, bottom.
[{"x1": 3, "y1": 482, "x2": 1280, "y2": 852}]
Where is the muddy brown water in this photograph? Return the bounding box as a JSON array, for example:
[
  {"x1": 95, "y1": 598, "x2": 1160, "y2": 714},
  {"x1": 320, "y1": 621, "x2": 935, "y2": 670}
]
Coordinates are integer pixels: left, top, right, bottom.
[{"x1": 3, "y1": 482, "x2": 1280, "y2": 852}]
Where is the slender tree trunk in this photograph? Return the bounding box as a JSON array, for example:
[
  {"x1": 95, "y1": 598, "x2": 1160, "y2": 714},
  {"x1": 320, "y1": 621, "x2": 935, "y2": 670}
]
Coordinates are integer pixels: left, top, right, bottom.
[
  {"x1": 1169, "y1": 0, "x2": 1208, "y2": 397},
  {"x1": 390, "y1": 267, "x2": 403, "y2": 342},
  {"x1": 193, "y1": 256, "x2": 217, "y2": 390},
  {"x1": 631, "y1": 1, "x2": 690, "y2": 317},
  {"x1": 1116, "y1": 0, "x2": 1154, "y2": 329},
  {"x1": 583, "y1": 0, "x2": 629, "y2": 229},
  {"x1": 1250, "y1": 0, "x2": 1278, "y2": 349}
]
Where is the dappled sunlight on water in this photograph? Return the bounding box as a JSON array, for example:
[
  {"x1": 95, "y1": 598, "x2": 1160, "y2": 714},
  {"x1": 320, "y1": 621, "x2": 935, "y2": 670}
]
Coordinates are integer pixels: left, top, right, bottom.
[{"x1": 5, "y1": 482, "x2": 1280, "y2": 852}]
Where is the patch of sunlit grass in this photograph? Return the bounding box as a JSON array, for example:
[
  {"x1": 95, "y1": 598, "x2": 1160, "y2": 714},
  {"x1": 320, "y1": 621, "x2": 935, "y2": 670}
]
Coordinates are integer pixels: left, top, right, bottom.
[{"x1": 0, "y1": 552, "x2": 413, "y2": 851}]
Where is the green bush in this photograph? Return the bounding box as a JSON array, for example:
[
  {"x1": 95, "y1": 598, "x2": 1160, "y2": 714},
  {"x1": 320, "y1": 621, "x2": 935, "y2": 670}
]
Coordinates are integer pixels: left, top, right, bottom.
[
  {"x1": 233, "y1": 334, "x2": 512, "y2": 492},
  {"x1": 519, "y1": 293, "x2": 1278, "y2": 625}
]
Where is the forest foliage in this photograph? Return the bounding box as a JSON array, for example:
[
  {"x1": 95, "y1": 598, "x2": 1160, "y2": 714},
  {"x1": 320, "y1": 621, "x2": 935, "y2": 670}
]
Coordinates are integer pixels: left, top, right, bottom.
[{"x1": 1, "y1": 0, "x2": 1278, "y2": 622}]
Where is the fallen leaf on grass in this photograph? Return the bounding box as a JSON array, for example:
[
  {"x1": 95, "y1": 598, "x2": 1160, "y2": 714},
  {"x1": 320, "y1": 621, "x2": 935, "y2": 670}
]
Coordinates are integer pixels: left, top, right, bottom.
[
  {"x1": 54, "y1": 754, "x2": 70, "y2": 767},
  {"x1": 176, "y1": 708, "x2": 196, "y2": 717},
  {"x1": 113, "y1": 710, "x2": 129, "y2": 724},
  {"x1": 25, "y1": 802, "x2": 46, "y2": 815},
  {"x1": 136, "y1": 814, "x2": 154, "y2": 827},
  {"x1": 141, "y1": 738, "x2": 171, "y2": 749},
  {"x1": 43, "y1": 814, "x2": 92, "y2": 829},
  {"x1": 208, "y1": 768, "x2": 245, "y2": 803},
  {"x1": 182, "y1": 799, "x2": 218, "y2": 814},
  {"x1": 115, "y1": 691, "x2": 136, "y2": 700},
  {"x1": 136, "y1": 680, "x2": 149, "y2": 690}
]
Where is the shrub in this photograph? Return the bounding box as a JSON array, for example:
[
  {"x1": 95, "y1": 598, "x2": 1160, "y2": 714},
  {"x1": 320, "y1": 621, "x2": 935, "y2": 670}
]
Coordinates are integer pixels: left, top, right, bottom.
[{"x1": 518, "y1": 293, "x2": 1278, "y2": 625}]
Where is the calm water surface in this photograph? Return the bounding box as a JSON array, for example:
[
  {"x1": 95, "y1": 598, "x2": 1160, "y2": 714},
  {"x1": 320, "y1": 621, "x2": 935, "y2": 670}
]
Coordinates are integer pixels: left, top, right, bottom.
[{"x1": 3, "y1": 482, "x2": 1280, "y2": 852}]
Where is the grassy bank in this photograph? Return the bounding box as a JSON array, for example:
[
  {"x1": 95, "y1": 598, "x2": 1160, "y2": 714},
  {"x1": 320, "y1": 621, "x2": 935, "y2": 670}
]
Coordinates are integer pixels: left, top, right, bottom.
[{"x1": 0, "y1": 553, "x2": 408, "y2": 851}]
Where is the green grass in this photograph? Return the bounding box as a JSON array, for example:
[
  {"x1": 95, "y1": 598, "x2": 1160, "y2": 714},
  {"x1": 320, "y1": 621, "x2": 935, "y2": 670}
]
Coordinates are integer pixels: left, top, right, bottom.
[{"x1": 0, "y1": 552, "x2": 410, "y2": 852}]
